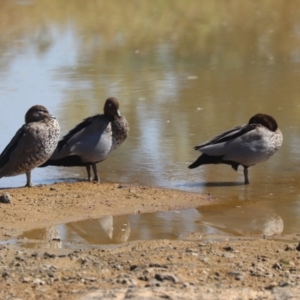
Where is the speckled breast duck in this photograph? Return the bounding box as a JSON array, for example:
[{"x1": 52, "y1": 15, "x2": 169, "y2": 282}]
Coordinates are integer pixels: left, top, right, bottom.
[{"x1": 0, "y1": 105, "x2": 60, "y2": 187}]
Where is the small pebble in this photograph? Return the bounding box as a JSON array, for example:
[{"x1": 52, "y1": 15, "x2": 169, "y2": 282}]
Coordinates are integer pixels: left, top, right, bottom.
[
  {"x1": 285, "y1": 244, "x2": 293, "y2": 251},
  {"x1": 228, "y1": 271, "x2": 244, "y2": 281},
  {"x1": 0, "y1": 192, "x2": 11, "y2": 204},
  {"x1": 278, "y1": 280, "x2": 289, "y2": 287},
  {"x1": 265, "y1": 282, "x2": 277, "y2": 290},
  {"x1": 272, "y1": 263, "x2": 283, "y2": 270},
  {"x1": 155, "y1": 273, "x2": 179, "y2": 283},
  {"x1": 33, "y1": 278, "x2": 45, "y2": 285},
  {"x1": 223, "y1": 246, "x2": 233, "y2": 252}
]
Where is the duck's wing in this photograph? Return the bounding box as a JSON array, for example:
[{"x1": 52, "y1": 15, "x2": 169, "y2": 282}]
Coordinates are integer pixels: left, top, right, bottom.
[
  {"x1": 56, "y1": 116, "x2": 94, "y2": 152},
  {"x1": 52, "y1": 114, "x2": 110, "y2": 160},
  {"x1": 195, "y1": 124, "x2": 257, "y2": 149},
  {"x1": 0, "y1": 128, "x2": 24, "y2": 171},
  {"x1": 194, "y1": 124, "x2": 258, "y2": 156},
  {"x1": 0, "y1": 124, "x2": 37, "y2": 177}
]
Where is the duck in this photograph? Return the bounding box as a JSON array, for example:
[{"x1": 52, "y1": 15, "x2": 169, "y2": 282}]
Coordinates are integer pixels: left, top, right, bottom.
[
  {"x1": 0, "y1": 105, "x2": 60, "y2": 187},
  {"x1": 188, "y1": 113, "x2": 283, "y2": 184},
  {"x1": 40, "y1": 97, "x2": 129, "y2": 182}
]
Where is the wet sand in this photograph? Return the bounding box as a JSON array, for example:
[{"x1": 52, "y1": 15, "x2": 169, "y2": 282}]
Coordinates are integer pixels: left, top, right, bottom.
[{"x1": 0, "y1": 182, "x2": 299, "y2": 299}]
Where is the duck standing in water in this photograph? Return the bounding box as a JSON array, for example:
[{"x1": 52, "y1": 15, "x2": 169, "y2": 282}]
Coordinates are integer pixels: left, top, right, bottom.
[
  {"x1": 40, "y1": 97, "x2": 129, "y2": 182},
  {"x1": 0, "y1": 105, "x2": 60, "y2": 187},
  {"x1": 188, "y1": 113, "x2": 283, "y2": 184}
]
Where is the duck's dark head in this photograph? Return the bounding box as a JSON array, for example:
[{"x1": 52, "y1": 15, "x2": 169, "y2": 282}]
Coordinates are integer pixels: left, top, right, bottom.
[
  {"x1": 248, "y1": 113, "x2": 278, "y2": 131},
  {"x1": 25, "y1": 105, "x2": 53, "y2": 123},
  {"x1": 104, "y1": 97, "x2": 121, "y2": 119}
]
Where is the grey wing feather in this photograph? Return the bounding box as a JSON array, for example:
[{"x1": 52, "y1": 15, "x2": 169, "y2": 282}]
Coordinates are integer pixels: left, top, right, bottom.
[
  {"x1": 195, "y1": 125, "x2": 245, "y2": 149},
  {"x1": 194, "y1": 124, "x2": 260, "y2": 150},
  {"x1": 194, "y1": 124, "x2": 259, "y2": 157},
  {"x1": 51, "y1": 115, "x2": 110, "y2": 160}
]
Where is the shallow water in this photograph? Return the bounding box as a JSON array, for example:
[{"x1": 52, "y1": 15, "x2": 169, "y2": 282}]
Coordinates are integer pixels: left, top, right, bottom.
[
  {"x1": 1, "y1": 1, "x2": 300, "y2": 241},
  {"x1": 12, "y1": 205, "x2": 285, "y2": 249}
]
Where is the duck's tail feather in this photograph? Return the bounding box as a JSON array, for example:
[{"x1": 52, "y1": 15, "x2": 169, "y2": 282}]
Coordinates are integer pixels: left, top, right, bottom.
[
  {"x1": 188, "y1": 154, "x2": 222, "y2": 169},
  {"x1": 39, "y1": 155, "x2": 86, "y2": 167}
]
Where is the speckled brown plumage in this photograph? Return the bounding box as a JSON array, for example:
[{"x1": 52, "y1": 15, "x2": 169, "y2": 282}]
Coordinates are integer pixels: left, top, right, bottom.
[
  {"x1": 0, "y1": 105, "x2": 60, "y2": 187},
  {"x1": 40, "y1": 97, "x2": 129, "y2": 182}
]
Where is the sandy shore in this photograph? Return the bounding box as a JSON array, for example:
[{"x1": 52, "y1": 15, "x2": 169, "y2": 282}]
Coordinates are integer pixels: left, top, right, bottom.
[{"x1": 0, "y1": 182, "x2": 299, "y2": 299}]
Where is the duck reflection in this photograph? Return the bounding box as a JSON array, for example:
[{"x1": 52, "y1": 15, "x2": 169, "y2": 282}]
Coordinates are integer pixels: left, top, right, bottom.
[
  {"x1": 65, "y1": 215, "x2": 131, "y2": 244},
  {"x1": 19, "y1": 226, "x2": 62, "y2": 248},
  {"x1": 18, "y1": 205, "x2": 283, "y2": 249},
  {"x1": 197, "y1": 203, "x2": 284, "y2": 237}
]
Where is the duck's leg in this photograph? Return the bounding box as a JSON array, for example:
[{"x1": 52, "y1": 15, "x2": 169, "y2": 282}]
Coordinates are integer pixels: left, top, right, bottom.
[
  {"x1": 92, "y1": 163, "x2": 100, "y2": 182},
  {"x1": 86, "y1": 165, "x2": 92, "y2": 181},
  {"x1": 25, "y1": 171, "x2": 33, "y2": 187},
  {"x1": 243, "y1": 167, "x2": 249, "y2": 184}
]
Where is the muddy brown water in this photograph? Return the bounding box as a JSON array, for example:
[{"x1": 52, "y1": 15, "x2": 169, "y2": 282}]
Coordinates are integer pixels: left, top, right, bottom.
[{"x1": 0, "y1": 1, "x2": 300, "y2": 245}]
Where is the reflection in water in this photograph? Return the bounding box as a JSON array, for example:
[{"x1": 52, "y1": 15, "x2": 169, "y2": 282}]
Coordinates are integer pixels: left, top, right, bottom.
[
  {"x1": 197, "y1": 203, "x2": 284, "y2": 237},
  {"x1": 18, "y1": 207, "x2": 284, "y2": 249},
  {"x1": 19, "y1": 226, "x2": 62, "y2": 249},
  {"x1": 66, "y1": 216, "x2": 131, "y2": 244},
  {"x1": 0, "y1": 1, "x2": 300, "y2": 235}
]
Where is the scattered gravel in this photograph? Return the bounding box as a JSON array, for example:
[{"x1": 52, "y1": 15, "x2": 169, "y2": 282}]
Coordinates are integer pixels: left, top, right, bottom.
[{"x1": 0, "y1": 238, "x2": 299, "y2": 299}]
